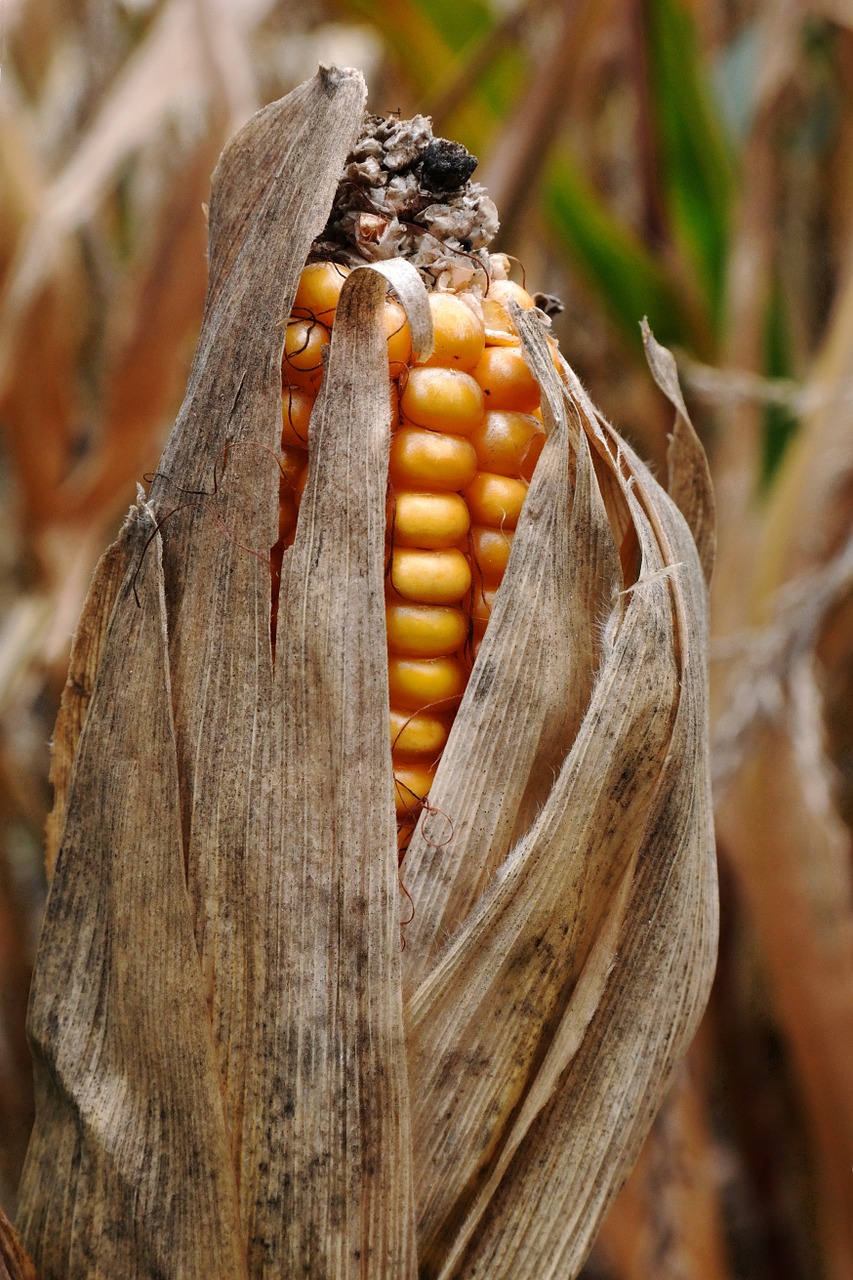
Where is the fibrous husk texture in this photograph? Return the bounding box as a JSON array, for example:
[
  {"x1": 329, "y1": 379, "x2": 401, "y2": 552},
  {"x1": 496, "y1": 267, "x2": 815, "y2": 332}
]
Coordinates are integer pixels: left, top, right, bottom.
[{"x1": 16, "y1": 68, "x2": 718, "y2": 1279}]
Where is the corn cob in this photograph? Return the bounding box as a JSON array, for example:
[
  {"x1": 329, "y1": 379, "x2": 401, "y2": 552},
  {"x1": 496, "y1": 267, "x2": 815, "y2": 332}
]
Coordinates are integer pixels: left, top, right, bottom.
[{"x1": 277, "y1": 260, "x2": 549, "y2": 849}]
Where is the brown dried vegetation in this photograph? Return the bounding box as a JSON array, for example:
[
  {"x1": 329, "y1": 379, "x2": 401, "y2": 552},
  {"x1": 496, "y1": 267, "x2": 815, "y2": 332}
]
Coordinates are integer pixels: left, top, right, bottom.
[{"x1": 1, "y1": 2, "x2": 852, "y2": 1279}]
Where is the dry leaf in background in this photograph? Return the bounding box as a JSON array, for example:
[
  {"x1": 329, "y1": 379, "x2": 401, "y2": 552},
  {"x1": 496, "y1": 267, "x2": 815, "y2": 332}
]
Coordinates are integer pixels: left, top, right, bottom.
[{"x1": 13, "y1": 67, "x2": 717, "y2": 1278}]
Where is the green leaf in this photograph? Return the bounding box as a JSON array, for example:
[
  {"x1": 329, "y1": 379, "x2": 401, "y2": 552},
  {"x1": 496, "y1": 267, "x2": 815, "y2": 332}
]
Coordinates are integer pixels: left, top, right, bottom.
[
  {"x1": 342, "y1": 0, "x2": 519, "y2": 152},
  {"x1": 762, "y1": 280, "x2": 799, "y2": 486},
  {"x1": 645, "y1": 0, "x2": 735, "y2": 332},
  {"x1": 340, "y1": 0, "x2": 715, "y2": 354},
  {"x1": 543, "y1": 152, "x2": 693, "y2": 352}
]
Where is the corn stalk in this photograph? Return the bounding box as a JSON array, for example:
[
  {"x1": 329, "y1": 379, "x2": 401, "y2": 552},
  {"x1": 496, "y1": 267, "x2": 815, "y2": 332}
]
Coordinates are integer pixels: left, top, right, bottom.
[{"x1": 10, "y1": 67, "x2": 717, "y2": 1279}]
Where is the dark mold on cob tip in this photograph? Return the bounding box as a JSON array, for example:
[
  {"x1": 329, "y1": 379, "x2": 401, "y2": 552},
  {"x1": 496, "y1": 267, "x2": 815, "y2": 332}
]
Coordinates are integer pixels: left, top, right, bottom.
[{"x1": 310, "y1": 113, "x2": 500, "y2": 291}]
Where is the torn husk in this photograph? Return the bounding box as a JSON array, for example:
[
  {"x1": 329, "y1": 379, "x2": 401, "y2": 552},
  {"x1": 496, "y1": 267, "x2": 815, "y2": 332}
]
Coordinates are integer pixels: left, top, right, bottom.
[{"x1": 18, "y1": 66, "x2": 718, "y2": 1279}]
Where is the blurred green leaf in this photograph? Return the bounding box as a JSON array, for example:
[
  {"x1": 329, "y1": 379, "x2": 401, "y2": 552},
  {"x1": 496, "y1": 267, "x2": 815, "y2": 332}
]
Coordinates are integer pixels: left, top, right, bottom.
[
  {"x1": 645, "y1": 0, "x2": 735, "y2": 334},
  {"x1": 343, "y1": 0, "x2": 519, "y2": 151},
  {"x1": 543, "y1": 152, "x2": 692, "y2": 352},
  {"x1": 714, "y1": 20, "x2": 762, "y2": 141},
  {"x1": 341, "y1": 0, "x2": 720, "y2": 355},
  {"x1": 762, "y1": 281, "x2": 798, "y2": 486}
]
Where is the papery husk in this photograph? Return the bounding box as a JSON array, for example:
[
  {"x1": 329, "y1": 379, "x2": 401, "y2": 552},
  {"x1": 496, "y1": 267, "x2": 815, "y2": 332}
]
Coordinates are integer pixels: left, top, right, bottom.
[
  {"x1": 22, "y1": 66, "x2": 425, "y2": 1279},
  {"x1": 401, "y1": 317, "x2": 717, "y2": 1278},
  {"x1": 19, "y1": 68, "x2": 717, "y2": 1280}
]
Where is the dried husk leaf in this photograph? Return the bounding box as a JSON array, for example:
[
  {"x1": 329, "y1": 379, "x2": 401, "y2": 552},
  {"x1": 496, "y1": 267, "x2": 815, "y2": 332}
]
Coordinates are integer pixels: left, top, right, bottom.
[
  {"x1": 401, "y1": 316, "x2": 717, "y2": 1277},
  {"x1": 641, "y1": 318, "x2": 716, "y2": 585},
  {"x1": 239, "y1": 260, "x2": 427, "y2": 1277},
  {"x1": 19, "y1": 517, "x2": 247, "y2": 1278},
  {"x1": 21, "y1": 68, "x2": 428, "y2": 1279},
  {"x1": 437, "y1": 435, "x2": 717, "y2": 1280},
  {"x1": 146, "y1": 65, "x2": 369, "y2": 1211},
  {"x1": 44, "y1": 531, "x2": 133, "y2": 877}
]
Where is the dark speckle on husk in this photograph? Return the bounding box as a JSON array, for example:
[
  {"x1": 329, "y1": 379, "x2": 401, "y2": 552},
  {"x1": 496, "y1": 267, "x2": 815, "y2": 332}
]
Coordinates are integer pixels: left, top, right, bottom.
[{"x1": 310, "y1": 113, "x2": 499, "y2": 291}]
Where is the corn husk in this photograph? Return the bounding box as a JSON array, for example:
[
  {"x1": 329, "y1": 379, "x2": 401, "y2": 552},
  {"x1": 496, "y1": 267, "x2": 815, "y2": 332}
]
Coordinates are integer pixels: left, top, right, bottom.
[{"x1": 16, "y1": 67, "x2": 718, "y2": 1279}]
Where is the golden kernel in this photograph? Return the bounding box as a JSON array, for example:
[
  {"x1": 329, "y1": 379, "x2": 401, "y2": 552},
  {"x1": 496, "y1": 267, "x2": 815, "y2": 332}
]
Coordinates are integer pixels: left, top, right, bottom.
[{"x1": 400, "y1": 367, "x2": 484, "y2": 435}]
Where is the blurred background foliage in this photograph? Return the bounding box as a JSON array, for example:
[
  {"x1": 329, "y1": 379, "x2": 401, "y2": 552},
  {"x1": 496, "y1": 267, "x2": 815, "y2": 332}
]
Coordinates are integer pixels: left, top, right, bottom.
[{"x1": 2, "y1": 0, "x2": 853, "y2": 1276}]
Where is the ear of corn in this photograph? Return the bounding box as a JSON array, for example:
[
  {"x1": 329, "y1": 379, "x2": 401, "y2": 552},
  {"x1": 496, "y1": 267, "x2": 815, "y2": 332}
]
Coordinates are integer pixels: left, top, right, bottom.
[
  {"x1": 20, "y1": 68, "x2": 717, "y2": 1280},
  {"x1": 278, "y1": 261, "x2": 548, "y2": 848}
]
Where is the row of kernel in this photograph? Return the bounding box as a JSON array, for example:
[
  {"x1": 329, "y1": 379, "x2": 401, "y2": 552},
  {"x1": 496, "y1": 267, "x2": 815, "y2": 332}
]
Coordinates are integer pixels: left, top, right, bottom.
[
  {"x1": 466, "y1": 283, "x2": 545, "y2": 653},
  {"x1": 388, "y1": 293, "x2": 486, "y2": 830},
  {"x1": 277, "y1": 264, "x2": 546, "y2": 844}
]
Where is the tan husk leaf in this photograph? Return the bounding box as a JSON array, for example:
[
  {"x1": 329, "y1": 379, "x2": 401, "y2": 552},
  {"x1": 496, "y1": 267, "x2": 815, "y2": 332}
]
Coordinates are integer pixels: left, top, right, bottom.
[
  {"x1": 403, "y1": 315, "x2": 717, "y2": 1276},
  {"x1": 640, "y1": 317, "x2": 716, "y2": 585},
  {"x1": 20, "y1": 70, "x2": 717, "y2": 1280},
  {"x1": 20, "y1": 67, "x2": 427, "y2": 1279},
  {"x1": 44, "y1": 531, "x2": 134, "y2": 877},
  {"x1": 19, "y1": 514, "x2": 248, "y2": 1278},
  {"x1": 238, "y1": 258, "x2": 426, "y2": 1277},
  {"x1": 437, "y1": 433, "x2": 717, "y2": 1280}
]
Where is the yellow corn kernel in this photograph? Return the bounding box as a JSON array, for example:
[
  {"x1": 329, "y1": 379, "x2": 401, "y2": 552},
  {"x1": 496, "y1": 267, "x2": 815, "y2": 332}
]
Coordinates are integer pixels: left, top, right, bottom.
[
  {"x1": 389, "y1": 427, "x2": 478, "y2": 492},
  {"x1": 390, "y1": 548, "x2": 471, "y2": 604},
  {"x1": 473, "y1": 345, "x2": 540, "y2": 413},
  {"x1": 470, "y1": 526, "x2": 514, "y2": 584},
  {"x1": 388, "y1": 655, "x2": 468, "y2": 710},
  {"x1": 390, "y1": 492, "x2": 470, "y2": 549},
  {"x1": 487, "y1": 279, "x2": 536, "y2": 312},
  {"x1": 293, "y1": 261, "x2": 350, "y2": 321},
  {"x1": 400, "y1": 367, "x2": 484, "y2": 435},
  {"x1": 464, "y1": 473, "x2": 528, "y2": 530},
  {"x1": 385, "y1": 301, "x2": 413, "y2": 370},
  {"x1": 390, "y1": 709, "x2": 451, "y2": 757},
  {"x1": 281, "y1": 386, "x2": 314, "y2": 448},
  {"x1": 520, "y1": 430, "x2": 546, "y2": 481},
  {"x1": 423, "y1": 293, "x2": 486, "y2": 371},
  {"x1": 470, "y1": 585, "x2": 498, "y2": 626},
  {"x1": 468, "y1": 410, "x2": 544, "y2": 477},
  {"x1": 282, "y1": 318, "x2": 330, "y2": 393},
  {"x1": 394, "y1": 762, "x2": 436, "y2": 819},
  {"x1": 481, "y1": 297, "x2": 520, "y2": 340},
  {"x1": 386, "y1": 603, "x2": 469, "y2": 657}
]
